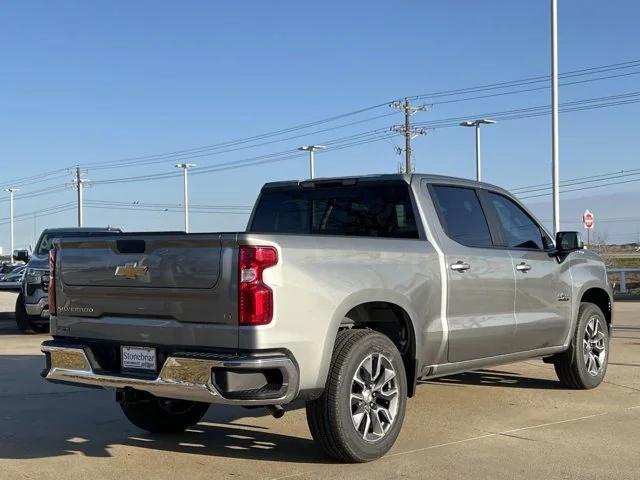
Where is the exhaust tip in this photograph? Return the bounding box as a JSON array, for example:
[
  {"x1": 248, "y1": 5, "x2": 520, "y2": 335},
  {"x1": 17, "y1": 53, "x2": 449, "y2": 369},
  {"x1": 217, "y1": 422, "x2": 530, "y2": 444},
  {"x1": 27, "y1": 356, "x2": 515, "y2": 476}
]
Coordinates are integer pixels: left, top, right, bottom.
[{"x1": 266, "y1": 405, "x2": 285, "y2": 419}]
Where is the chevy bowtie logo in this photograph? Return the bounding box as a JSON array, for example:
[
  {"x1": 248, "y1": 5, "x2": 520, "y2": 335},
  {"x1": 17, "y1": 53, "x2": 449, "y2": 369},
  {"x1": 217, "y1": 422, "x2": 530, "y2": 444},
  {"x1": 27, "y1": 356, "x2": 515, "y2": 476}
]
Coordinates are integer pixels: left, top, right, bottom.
[{"x1": 114, "y1": 263, "x2": 148, "y2": 279}]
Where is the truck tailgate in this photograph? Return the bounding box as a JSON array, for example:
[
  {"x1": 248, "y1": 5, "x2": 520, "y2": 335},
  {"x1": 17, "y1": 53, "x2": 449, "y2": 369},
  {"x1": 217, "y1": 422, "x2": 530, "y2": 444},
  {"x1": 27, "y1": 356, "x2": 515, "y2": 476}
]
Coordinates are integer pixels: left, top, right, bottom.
[{"x1": 55, "y1": 233, "x2": 238, "y2": 329}]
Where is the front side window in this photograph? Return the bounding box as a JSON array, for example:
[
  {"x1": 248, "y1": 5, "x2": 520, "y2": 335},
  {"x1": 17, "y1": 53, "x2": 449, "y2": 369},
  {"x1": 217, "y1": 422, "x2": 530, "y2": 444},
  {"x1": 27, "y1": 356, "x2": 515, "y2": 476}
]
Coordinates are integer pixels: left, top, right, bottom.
[
  {"x1": 487, "y1": 192, "x2": 548, "y2": 250},
  {"x1": 430, "y1": 185, "x2": 493, "y2": 248}
]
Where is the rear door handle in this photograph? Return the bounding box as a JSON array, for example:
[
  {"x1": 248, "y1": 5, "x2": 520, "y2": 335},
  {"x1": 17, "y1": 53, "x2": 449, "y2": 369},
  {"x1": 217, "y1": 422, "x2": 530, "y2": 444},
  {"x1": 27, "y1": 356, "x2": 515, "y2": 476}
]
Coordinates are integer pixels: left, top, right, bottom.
[
  {"x1": 516, "y1": 262, "x2": 532, "y2": 272},
  {"x1": 450, "y1": 261, "x2": 471, "y2": 272}
]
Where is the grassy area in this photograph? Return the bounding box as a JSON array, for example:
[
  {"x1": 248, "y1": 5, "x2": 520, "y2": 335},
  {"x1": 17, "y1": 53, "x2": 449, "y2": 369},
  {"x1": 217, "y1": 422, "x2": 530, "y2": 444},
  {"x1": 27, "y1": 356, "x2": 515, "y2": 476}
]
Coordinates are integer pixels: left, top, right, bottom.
[{"x1": 609, "y1": 257, "x2": 640, "y2": 268}]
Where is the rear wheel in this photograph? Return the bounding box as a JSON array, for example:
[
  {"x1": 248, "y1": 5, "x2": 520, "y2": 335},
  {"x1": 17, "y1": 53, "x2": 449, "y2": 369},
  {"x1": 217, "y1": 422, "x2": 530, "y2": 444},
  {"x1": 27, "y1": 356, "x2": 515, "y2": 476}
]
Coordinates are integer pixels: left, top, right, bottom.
[
  {"x1": 306, "y1": 329, "x2": 407, "y2": 463},
  {"x1": 120, "y1": 394, "x2": 210, "y2": 433},
  {"x1": 554, "y1": 302, "x2": 609, "y2": 389}
]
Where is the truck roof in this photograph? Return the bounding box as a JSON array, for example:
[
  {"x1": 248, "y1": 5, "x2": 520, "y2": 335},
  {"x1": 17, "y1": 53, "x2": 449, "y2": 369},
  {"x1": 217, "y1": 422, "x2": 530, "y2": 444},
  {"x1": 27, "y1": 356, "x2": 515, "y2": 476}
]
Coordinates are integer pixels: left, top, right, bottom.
[{"x1": 261, "y1": 173, "x2": 511, "y2": 196}]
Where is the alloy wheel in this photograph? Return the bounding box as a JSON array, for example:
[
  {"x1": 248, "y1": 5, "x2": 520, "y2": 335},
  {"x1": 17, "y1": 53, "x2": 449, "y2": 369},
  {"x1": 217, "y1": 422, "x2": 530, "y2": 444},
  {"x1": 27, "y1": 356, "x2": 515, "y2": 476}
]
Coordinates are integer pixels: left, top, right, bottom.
[
  {"x1": 350, "y1": 352, "x2": 399, "y2": 442},
  {"x1": 583, "y1": 315, "x2": 607, "y2": 376}
]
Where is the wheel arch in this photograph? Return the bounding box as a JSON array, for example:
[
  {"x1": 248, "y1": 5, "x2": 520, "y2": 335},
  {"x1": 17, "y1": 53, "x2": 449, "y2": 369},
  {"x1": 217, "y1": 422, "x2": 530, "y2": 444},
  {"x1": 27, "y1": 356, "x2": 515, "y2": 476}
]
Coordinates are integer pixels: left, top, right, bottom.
[
  {"x1": 580, "y1": 287, "x2": 613, "y2": 330},
  {"x1": 321, "y1": 290, "x2": 421, "y2": 398}
]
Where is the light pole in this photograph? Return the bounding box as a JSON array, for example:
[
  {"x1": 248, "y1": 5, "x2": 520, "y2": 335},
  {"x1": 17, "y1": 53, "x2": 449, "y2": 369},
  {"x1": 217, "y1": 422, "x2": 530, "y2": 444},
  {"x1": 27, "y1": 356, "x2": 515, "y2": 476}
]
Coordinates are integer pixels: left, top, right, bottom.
[
  {"x1": 4, "y1": 188, "x2": 18, "y2": 263},
  {"x1": 551, "y1": 0, "x2": 560, "y2": 234},
  {"x1": 175, "y1": 163, "x2": 196, "y2": 233},
  {"x1": 460, "y1": 119, "x2": 496, "y2": 182},
  {"x1": 298, "y1": 145, "x2": 326, "y2": 179}
]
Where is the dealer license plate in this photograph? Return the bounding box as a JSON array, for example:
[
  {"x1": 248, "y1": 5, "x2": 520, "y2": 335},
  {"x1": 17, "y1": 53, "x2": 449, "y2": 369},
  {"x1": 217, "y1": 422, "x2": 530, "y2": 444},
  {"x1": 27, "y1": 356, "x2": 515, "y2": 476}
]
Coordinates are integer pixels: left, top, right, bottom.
[{"x1": 121, "y1": 346, "x2": 157, "y2": 371}]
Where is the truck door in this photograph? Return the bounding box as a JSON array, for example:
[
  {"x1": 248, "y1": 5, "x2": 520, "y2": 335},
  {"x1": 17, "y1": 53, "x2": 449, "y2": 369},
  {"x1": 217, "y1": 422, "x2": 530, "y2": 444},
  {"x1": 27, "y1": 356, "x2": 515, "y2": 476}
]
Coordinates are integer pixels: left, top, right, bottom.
[
  {"x1": 482, "y1": 191, "x2": 572, "y2": 350},
  {"x1": 428, "y1": 185, "x2": 517, "y2": 363}
]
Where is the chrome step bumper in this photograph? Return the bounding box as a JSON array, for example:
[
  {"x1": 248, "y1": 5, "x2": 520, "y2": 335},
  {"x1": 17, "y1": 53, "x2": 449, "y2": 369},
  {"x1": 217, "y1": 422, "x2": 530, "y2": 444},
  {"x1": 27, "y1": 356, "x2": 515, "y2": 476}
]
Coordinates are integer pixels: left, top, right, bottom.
[{"x1": 41, "y1": 344, "x2": 298, "y2": 406}]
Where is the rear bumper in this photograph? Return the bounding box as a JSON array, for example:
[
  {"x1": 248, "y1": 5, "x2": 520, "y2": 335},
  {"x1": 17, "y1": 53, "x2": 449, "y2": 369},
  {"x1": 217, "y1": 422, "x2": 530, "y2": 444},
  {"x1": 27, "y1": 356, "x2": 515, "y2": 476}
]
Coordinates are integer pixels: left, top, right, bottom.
[{"x1": 41, "y1": 342, "x2": 299, "y2": 406}]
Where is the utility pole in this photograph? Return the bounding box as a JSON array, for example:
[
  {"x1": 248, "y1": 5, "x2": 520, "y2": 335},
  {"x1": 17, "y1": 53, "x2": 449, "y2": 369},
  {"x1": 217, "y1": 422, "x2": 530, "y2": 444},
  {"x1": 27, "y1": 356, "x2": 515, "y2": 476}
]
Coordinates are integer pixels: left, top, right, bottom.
[
  {"x1": 460, "y1": 119, "x2": 496, "y2": 182},
  {"x1": 298, "y1": 145, "x2": 326, "y2": 179},
  {"x1": 390, "y1": 98, "x2": 429, "y2": 173},
  {"x1": 551, "y1": 0, "x2": 561, "y2": 234},
  {"x1": 4, "y1": 188, "x2": 18, "y2": 263},
  {"x1": 73, "y1": 167, "x2": 88, "y2": 227},
  {"x1": 175, "y1": 163, "x2": 196, "y2": 232}
]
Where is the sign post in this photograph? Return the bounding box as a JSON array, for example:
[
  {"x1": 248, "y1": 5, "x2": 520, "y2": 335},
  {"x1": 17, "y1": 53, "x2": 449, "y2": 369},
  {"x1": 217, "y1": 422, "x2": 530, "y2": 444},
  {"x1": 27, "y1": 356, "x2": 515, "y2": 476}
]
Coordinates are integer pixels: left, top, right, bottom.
[{"x1": 582, "y1": 209, "x2": 594, "y2": 246}]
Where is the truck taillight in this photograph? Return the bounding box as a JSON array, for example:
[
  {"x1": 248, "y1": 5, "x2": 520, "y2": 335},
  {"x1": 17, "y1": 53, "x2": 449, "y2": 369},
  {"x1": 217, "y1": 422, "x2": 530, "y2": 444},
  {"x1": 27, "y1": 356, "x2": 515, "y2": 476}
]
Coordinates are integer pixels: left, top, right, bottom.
[
  {"x1": 238, "y1": 246, "x2": 277, "y2": 326},
  {"x1": 48, "y1": 248, "x2": 57, "y2": 316}
]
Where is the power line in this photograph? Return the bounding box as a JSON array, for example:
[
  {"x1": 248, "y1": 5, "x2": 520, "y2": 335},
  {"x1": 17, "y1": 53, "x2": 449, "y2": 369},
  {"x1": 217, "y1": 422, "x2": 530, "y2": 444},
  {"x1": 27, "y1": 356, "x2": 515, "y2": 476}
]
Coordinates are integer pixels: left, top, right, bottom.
[
  {"x1": 3, "y1": 89, "x2": 639, "y2": 202},
  {"x1": 3, "y1": 91, "x2": 637, "y2": 200},
  {"x1": 509, "y1": 167, "x2": 640, "y2": 193},
  {"x1": 518, "y1": 175, "x2": 640, "y2": 200},
  {"x1": 412, "y1": 59, "x2": 640, "y2": 101},
  {"x1": 0, "y1": 203, "x2": 76, "y2": 226},
  {"x1": 90, "y1": 91, "x2": 640, "y2": 187},
  {"x1": 77, "y1": 63, "x2": 640, "y2": 172},
  {"x1": 2, "y1": 58, "x2": 639, "y2": 190}
]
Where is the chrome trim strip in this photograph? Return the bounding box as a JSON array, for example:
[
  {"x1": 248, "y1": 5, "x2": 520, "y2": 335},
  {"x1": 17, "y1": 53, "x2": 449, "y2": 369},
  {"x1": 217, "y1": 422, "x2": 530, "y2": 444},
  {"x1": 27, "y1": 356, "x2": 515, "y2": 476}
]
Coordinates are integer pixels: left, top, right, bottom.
[{"x1": 42, "y1": 345, "x2": 299, "y2": 406}]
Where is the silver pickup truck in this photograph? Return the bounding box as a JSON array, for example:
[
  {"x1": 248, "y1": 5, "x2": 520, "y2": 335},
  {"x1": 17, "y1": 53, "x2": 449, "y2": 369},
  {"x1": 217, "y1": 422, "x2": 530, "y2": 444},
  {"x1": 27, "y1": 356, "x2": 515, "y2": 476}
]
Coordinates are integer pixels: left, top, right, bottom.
[{"x1": 42, "y1": 174, "x2": 612, "y2": 462}]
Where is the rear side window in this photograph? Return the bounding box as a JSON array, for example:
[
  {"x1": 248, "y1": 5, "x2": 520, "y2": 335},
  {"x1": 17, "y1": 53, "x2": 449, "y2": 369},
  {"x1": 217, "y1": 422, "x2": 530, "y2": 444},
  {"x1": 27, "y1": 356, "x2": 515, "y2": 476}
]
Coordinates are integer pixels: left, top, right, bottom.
[
  {"x1": 430, "y1": 186, "x2": 493, "y2": 248},
  {"x1": 249, "y1": 182, "x2": 419, "y2": 239},
  {"x1": 487, "y1": 192, "x2": 549, "y2": 250}
]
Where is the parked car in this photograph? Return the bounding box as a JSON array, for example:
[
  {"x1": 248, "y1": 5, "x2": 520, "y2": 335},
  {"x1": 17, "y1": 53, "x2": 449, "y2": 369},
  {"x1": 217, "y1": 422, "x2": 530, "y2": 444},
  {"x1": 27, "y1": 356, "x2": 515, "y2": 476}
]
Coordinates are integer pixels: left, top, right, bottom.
[
  {"x1": 41, "y1": 174, "x2": 612, "y2": 462},
  {"x1": 0, "y1": 266, "x2": 26, "y2": 290},
  {"x1": 0, "y1": 262, "x2": 21, "y2": 275},
  {"x1": 15, "y1": 227, "x2": 121, "y2": 333}
]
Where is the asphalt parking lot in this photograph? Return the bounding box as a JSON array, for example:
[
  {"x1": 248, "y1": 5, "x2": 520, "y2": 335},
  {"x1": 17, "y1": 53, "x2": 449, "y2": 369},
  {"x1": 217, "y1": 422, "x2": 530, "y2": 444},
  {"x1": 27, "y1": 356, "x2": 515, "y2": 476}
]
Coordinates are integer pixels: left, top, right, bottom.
[{"x1": 0, "y1": 291, "x2": 638, "y2": 480}]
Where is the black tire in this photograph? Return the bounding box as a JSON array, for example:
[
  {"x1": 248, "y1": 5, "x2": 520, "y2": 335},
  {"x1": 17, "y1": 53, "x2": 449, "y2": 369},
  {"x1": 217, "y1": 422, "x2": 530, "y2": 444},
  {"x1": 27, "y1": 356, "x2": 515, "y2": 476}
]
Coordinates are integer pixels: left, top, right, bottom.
[
  {"x1": 306, "y1": 329, "x2": 408, "y2": 463},
  {"x1": 15, "y1": 292, "x2": 36, "y2": 334},
  {"x1": 554, "y1": 302, "x2": 610, "y2": 389},
  {"x1": 120, "y1": 395, "x2": 210, "y2": 433}
]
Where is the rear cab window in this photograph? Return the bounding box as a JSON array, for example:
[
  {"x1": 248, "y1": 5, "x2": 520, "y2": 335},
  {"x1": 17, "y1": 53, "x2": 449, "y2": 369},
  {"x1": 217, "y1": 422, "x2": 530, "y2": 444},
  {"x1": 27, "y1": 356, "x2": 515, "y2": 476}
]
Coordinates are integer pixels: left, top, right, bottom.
[{"x1": 249, "y1": 180, "x2": 419, "y2": 239}]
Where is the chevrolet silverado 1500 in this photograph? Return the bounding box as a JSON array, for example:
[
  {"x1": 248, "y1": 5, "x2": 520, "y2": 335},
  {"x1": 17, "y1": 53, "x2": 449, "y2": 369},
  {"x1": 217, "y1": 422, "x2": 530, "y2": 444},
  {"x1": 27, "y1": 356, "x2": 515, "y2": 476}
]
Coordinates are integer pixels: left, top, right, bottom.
[{"x1": 42, "y1": 174, "x2": 612, "y2": 462}]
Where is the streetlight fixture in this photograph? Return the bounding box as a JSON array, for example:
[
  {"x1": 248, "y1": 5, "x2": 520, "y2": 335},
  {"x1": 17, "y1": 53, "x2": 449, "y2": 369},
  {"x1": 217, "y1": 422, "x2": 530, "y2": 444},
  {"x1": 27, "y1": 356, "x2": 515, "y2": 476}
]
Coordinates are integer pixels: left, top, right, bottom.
[
  {"x1": 298, "y1": 145, "x2": 326, "y2": 179},
  {"x1": 459, "y1": 119, "x2": 496, "y2": 182},
  {"x1": 4, "y1": 188, "x2": 19, "y2": 263},
  {"x1": 174, "y1": 163, "x2": 196, "y2": 233}
]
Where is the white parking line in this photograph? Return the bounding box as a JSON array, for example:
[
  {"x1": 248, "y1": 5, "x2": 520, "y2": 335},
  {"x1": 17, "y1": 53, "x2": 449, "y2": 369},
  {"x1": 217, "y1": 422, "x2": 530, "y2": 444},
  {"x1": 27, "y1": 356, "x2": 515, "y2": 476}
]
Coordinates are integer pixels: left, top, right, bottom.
[
  {"x1": 386, "y1": 412, "x2": 609, "y2": 459},
  {"x1": 269, "y1": 405, "x2": 640, "y2": 480}
]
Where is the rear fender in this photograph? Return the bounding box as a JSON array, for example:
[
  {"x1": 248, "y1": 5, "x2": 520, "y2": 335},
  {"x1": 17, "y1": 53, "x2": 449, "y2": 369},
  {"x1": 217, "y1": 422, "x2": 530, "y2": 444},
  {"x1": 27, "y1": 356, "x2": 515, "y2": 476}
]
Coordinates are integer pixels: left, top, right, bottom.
[{"x1": 315, "y1": 289, "x2": 420, "y2": 392}]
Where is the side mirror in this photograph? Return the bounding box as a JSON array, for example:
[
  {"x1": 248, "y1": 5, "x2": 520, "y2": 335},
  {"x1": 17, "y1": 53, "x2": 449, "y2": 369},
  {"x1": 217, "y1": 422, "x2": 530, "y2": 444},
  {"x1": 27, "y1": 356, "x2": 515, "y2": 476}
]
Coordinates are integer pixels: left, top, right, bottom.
[
  {"x1": 555, "y1": 231, "x2": 584, "y2": 253},
  {"x1": 12, "y1": 249, "x2": 30, "y2": 263}
]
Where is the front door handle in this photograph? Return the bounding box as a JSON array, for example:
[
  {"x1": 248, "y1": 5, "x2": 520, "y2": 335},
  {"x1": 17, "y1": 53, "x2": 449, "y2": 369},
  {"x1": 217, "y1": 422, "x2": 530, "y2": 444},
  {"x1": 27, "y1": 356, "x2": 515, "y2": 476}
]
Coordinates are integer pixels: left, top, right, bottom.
[
  {"x1": 450, "y1": 261, "x2": 471, "y2": 272},
  {"x1": 516, "y1": 262, "x2": 532, "y2": 272}
]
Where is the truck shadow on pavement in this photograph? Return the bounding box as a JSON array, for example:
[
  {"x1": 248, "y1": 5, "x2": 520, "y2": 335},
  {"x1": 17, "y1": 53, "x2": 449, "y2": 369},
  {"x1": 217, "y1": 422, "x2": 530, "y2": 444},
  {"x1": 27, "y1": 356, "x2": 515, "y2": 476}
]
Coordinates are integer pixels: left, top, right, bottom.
[
  {"x1": 0, "y1": 354, "x2": 329, "y2": 464},
  {"x1": 421, "y1": 368, "x2": 562, "y2": 390},
  {"x1": 0, "y1": 316, "x2": 49, "y2": 336}
]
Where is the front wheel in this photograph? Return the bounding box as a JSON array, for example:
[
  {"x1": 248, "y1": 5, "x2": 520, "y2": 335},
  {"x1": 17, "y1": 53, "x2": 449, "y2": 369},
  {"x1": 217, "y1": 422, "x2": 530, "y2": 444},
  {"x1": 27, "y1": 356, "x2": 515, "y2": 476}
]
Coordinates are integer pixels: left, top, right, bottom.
[
  {"x1": 306, "y1": 329, "x2": 407, "y2": 463},
  {"x1": 554, "y1": 302, "x2": 610, "y2": 389},
  {"x1": 14, "y1": 293, "x2": 49, "y2": 334},
  {"x1": 120, "y1": 394, "x2": 210, "y2": 433},
  {"x1": 15, "y1": 293, "x2": 35, "y2": 333}
]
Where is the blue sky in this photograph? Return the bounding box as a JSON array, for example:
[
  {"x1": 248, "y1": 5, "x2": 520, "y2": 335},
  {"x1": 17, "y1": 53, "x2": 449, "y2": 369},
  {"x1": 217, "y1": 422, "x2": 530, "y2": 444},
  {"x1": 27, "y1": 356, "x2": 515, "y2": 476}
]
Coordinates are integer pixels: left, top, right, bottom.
[{"x1": 1, "y1": 0, "x2": 639, "y2": 249}]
